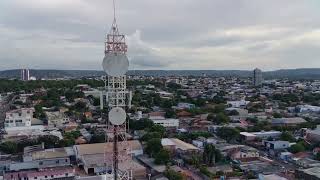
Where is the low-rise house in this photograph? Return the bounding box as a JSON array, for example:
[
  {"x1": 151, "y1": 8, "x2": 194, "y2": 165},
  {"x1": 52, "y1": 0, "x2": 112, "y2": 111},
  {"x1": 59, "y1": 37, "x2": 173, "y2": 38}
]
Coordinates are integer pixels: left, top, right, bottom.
[
  {"x1": 240, "y1": 131, "x2": 282, "y2": 141},
  {"x1": 80, "y1": 128, "x2": 92, "y2": 142},
  {"x1": 259, "y1": 174, "x2": 288, "y2": 180},
  {"x1": 227, "y1": 100, "x2": 250, "y2": 108},
  {"x1": 8, "y1": 146, "x2": 73, "y2": 172},
  {"x1": 46, "y1": 111, "x2": 70, "y2": 128},
  {"x1": 306, "y1": 126, "x2": 320, "y2": 143},
  {"x1": 149, "y1": 112, "x2": 179, "y2": 128},
  {"x1": 192, "y1": 140, "x2": 204, "y2": 149},
  {"x1": 271, "y1": 117, "x2": 307, "y2": 127},
  {"x1": 280, "y1": 152, "x2": 292, "y2": 161},
  {"x1": 295, "y1": 158, "x2": 320, "y2": 168},
  {"x1": 73, "y1": 140, "x2": 145, "y2": 177},
  {"x1": 296, "y1": 105, "x2": 320, "y2": 113},
  {"x1": 4, "y1": 167, "x2": 75, "y2": 180},
  {"x1": 313, "y1": 147, "x2": 320, "y2": 155},
  {"x1": 264, "y1": 141, "x2": 290, "y2": 150},
  {"x1": 161, "y1": 138, "x2": 199, "y2": 154},
  {"x1": 157, "y1": 91, "x2": 173, "y2": 99},
  {"x1": 175, "y1": 103, "x2": 195, "y2": 110},
  {"x1": 230, "y1": 146, "x2": 260, "y2": 162},
  {"x1": 295, "y1": 167, "x2": 320, "y2": 180}
]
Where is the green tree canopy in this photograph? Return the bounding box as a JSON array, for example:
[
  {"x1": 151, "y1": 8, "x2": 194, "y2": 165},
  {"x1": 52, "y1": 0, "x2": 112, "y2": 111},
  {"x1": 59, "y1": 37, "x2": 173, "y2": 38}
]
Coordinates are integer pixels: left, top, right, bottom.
[
  {"x1": 154, "y1": 149, "x2": 170, "y2": 165},
  {"x1": 145, "y1": 138, "x2": 162, "y2": 157},
  {"x1": 289, "y1": 143, "x2": 305, "y2": 153}
]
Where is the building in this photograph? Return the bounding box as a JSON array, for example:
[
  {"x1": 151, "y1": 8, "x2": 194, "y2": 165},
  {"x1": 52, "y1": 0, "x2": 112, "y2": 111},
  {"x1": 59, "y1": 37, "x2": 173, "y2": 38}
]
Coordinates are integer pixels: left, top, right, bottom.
[
  {"x1": 161, "y1": 138, "x2": 199, "y2": 154},
  {"x1": 253, "y1": 68, "x2": 263, "y2": 86},
  {"x1": 259, "y1": 174, "x2": 288, "y2": 180},
  {"x1": 280, "y1": 152, "x2": 292, "y2": 161},
  {"x1": 306, "y1": 126, "x2": 320, "y2": 143},
  {"x1": 4, "y1": 167, "x2": 75, "y2": 180},
  {"x1": 4, "y1": 108, "x2": 34, "y2": 129},
  {"x1": 73, "y1": 141, "x2": 146, "y2": 177},
  {"x1": 230, "y1": 146, "x2": 260, "y2": 162},
  {"x1": 148, "y1": 112, "x2": 179, "y2": 128},
  {"x1": 3, "y1": 108, "x2": 46, "y2": 136},
  {"x1": 227, "y1": 99, "x2": 250, "y2": 108},
  {"x1": 175, "y1": 103, "x2": 195, "y2": 110},
  {"x1": 7, "y1": 145, "x2": 74, "y2": 172},
  {"x1": 240, "y1": 131, "x2": 282, "y2": 141},
  {"x1": 45, "y1": 111, "x2": 70, "y2": 128},
  {"x1": 21, "y1": 69, "x2": 30, "y2": 81},
  {"x1": 297, "y1": 105, "x2": 320, "y2": 113},
  {"x1": 271, "y1": 117, "x2": 307, "y2": 127},
  {"x1": 151, "y1": 118, "x2": 179, "y2": 128},
  {"x1": 264, "y1": 141, "x2": 290, "y2": 150},
  {"x1": 295, "y1": 167, "x2": 320, "y2": 180},
  {"x1": 240, "y1": 132, "x2": 257, "y2": 141}
]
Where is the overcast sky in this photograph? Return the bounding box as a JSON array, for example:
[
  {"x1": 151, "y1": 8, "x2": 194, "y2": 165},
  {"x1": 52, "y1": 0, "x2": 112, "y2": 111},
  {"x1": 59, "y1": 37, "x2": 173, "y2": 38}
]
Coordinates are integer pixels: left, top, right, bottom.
[{"x1": 1, "y1": 0, "x2": 320, "y2": 71}]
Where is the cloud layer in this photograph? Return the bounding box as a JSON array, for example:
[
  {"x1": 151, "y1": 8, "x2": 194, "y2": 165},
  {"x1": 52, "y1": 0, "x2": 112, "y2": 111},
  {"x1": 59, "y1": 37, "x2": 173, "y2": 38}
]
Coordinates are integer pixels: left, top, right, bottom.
[{"x1": 1, "y1": 0, "x2": 320, "y2": 70}]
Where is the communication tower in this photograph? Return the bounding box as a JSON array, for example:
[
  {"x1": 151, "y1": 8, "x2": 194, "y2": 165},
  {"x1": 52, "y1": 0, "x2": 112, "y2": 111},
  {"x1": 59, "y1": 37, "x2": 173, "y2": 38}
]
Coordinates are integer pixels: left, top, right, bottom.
[{"x1": 101, "y1": 0, "x2": 132, "y2": 179}]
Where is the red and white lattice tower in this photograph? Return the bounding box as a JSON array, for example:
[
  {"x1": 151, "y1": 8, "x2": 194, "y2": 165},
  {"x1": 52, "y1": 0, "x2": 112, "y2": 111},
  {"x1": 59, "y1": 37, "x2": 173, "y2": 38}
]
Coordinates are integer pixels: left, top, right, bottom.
[{"x1": 101, "y1": 0, "x2": 132, "y2": 179}]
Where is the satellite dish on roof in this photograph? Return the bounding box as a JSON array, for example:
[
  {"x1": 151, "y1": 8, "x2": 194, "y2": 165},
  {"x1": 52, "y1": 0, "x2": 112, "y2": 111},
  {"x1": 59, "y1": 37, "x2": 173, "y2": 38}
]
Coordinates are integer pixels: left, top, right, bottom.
[
  {"x1": 108, "y1": 107, "x2": 126, "y2": 125},
  {"x1": 102, "y1": 53, "x2": 129, "y2": 76}
]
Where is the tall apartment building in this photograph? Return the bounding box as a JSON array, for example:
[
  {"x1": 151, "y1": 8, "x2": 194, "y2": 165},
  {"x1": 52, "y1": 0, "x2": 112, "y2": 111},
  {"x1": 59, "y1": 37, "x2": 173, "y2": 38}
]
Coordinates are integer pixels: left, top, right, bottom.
[
  {"x1": 21, "y1": 69, "x2": 30, "y2": 81},
  {"x1": 253, "y1": 68, "x2": 263, "y2": 86}
]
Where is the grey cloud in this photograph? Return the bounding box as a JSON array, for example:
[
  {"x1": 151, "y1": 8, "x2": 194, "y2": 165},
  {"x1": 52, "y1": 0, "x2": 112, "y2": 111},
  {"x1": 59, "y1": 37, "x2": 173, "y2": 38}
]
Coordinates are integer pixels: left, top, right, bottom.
[{"x1": 1, "y1": 0, "x2": 320, "y2": 70}]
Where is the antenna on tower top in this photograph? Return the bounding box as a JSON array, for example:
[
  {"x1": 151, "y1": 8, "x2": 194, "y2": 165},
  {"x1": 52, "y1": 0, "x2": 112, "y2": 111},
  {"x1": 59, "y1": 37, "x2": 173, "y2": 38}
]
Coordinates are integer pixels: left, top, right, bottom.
[{"x1": 113, "y1": 0, "x2": 116, "y2": 23}]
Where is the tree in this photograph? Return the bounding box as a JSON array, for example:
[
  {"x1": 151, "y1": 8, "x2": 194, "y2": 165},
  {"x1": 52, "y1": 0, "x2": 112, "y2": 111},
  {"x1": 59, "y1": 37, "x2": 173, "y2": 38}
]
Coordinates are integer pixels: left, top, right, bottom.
[
  {"x1": 149, "y1": 125, "x2": 165, "y2": 137},
  {"x1": 273, "y1": 112, "x2": 282, "y2": 118},
  {"x1": 165, "y1": 108, "x2": 176, "y2": 118},
  {"x1": 316, "y1": 153, "x2": 320, "y2": 161},
  {"x1": 130, "y1": 118, "x2": 154, "y2": 131},
  {"x1": 212, "y1": 113, "x2": 230, "y2": 125},
  {"x1": 203, "y1": 144, "x2": 222, "y2": 166},
  {"x1": 289, "y1": 143, "x2": 305, "y2": 153},
  {"x1": 216, "y1": 127, "x2": 240, "y2": 142},
  {"x1": 154, "y1": 149, "x2": 170, "y2": 165},
  {"x1": 212, "y1": 104, "x2": 226, "y2": 113},
  {"x1": 161, "y1": 100, "x2": 174, "y2": 109},
  {"x1": 145, "y1": 138, "x2": 162, "y2": 157},
  {"x1": 164, "y1": 169, "x2": 183, "y2": 180},
  {"x1": 228, "y1": 110, "x2": 239, "y2": 116},
  {"x1": 141, "y1": 132, "x2": 162, "y2": 142},
  {"x1": 34, "y1": 104, "x2": 46, "y2": 119},
  {"x1": 38, "y1": 135, "x2": 60, "y2": 148},
  {"x1": 73, "y1": 101, "x2": 87, "y2": 112},
  {"x1": 0, "y1": 141, "x2": 18, "y2": 154},
  {"x1": 280, "y1": 132, "x2": 295, "y2": 142}
]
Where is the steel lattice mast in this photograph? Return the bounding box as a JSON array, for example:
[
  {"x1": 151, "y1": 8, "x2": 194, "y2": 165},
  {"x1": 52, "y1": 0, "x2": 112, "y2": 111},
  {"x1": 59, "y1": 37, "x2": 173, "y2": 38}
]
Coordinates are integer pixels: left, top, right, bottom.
[{"x1": 102, "y1": 0, "x2": 132, "y2": 179}]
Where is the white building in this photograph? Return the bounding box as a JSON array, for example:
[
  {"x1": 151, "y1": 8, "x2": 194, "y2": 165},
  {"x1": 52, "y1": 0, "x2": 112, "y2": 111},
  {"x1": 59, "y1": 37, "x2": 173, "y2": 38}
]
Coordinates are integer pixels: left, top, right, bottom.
[
  {"x1": 192, "y1": 140, "x2": 204, "y2": 149},
  {"x1": 227, "y1": 100, "x2": 250, "y2": 108},
  {"x1": 5, "y1": 108, "x2": 34, "y2": 129},
  {"x1": 151, "y1": 117, "x2": 179, "y2": 128},
  {"x1": 175, "y1": 103, "x2": 196, "y2": 110},
  {"x1": 264, "y1": 141, "x2": 290, "y2": 150},
  {"x1": 297, "y1": 105, "x2": 320, "y2": 113},
  {"x1": 252, "y1": 131, "x2": 282, "y2": 139}
]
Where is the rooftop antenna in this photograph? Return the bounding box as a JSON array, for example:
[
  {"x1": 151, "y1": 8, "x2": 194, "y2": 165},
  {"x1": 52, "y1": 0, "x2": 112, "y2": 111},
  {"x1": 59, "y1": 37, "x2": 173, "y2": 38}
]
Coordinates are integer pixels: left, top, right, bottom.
[{"x1": 101, "y1": 0, "x2": 132, "y2": 180}]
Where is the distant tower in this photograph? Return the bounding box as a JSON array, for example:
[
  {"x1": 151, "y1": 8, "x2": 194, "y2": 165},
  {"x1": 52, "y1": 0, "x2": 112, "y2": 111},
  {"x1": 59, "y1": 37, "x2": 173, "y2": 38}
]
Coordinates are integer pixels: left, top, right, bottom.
[
  {"x1": 21, "y1": 69, "x2": 30, "y2": 81},
  {"x1": 253, "y1": 68, "x2": 263, "y2": 87}
]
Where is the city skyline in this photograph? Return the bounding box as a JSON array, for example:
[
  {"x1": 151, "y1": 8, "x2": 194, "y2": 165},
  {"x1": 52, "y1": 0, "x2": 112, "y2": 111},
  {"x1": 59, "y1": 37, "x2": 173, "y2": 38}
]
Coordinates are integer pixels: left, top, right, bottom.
[{"x1": 1, "y1": 0, "x2": 320, "y2": 71}]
